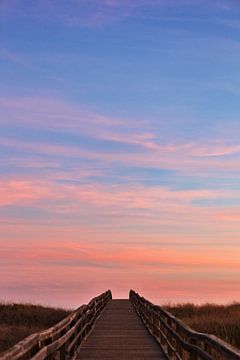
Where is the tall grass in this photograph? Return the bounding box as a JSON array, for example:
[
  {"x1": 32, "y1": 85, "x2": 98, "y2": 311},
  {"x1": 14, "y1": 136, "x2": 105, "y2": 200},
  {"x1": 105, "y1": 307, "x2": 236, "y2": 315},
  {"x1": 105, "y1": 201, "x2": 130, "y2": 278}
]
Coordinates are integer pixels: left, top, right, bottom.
[
  {"x1": 0, "y1": 302, "x2": 69, "y2": 354},
  {"x1": 1, "y1": 300, "x2": 240, "y2": 354},
  {"x1": 164, "y1": 302, "x2": 240, "y2": 349}
]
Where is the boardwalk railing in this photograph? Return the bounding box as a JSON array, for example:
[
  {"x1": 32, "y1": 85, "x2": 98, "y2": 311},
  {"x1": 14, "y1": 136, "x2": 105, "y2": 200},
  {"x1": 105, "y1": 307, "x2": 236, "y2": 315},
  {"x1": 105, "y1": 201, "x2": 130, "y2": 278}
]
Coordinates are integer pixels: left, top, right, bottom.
[
  {"x1": 1, "y1": 290, "x2": 112, "y2": 360},
  {"x1": 130, "y1": 290, "x2": 240, "y2": 360}
]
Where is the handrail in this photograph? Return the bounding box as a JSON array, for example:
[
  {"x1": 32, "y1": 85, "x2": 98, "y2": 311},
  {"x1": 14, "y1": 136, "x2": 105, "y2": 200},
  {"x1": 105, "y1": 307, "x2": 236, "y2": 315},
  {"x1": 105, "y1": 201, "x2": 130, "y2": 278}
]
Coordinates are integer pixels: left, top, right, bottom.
[
  {"x1": 0, "y1": 290, "x2": 112, "y2": 360},
  {"x1": 129, "y1": 290, "x2": 240, "y2": 360}
]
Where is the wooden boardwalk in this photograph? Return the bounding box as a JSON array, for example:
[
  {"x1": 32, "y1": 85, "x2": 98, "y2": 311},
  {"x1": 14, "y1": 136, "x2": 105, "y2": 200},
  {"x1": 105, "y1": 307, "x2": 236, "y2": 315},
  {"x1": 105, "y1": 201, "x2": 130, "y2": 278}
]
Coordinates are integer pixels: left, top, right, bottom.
[
  {"x1": 3, "y1": 291, "x2": 240, "y2": 360},
  {"x1": 77, "y1": 299, "x2": 166, "y2": 359}
]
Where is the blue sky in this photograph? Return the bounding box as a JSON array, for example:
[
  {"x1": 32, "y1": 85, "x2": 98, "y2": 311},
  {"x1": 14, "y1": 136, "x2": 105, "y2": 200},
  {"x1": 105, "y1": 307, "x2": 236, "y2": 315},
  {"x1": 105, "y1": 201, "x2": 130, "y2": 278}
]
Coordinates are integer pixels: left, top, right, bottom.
[{"x1": 1, "y1": 0, "x2": 240, "y2": 307}]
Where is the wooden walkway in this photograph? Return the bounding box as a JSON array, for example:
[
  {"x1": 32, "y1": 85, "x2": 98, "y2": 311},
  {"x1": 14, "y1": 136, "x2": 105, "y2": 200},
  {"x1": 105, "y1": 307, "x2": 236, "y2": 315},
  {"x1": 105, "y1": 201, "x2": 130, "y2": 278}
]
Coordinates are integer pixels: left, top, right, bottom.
[
  {"x1": 77, "y1": 299, "x2": 166, "y2": 359},
  {"x1": 3, "y1": 291, "x2": 240, "y2": 360}
]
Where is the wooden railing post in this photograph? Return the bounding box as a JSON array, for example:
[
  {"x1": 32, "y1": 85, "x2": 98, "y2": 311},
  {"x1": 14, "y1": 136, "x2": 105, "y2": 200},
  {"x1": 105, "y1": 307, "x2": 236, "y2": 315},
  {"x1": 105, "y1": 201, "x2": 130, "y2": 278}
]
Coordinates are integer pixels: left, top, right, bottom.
[
  {"x1": 129, "y1": 290, "x2": 240, "y2": 360},
  {"x1": 59, "y1": 343, "x2": 66, "y2": 360},
  {"x1": 190, "y1": 349, "x2": 199, "y2": 360},
  {"x1": 0, "y1": 290, "x2": 112, "y2": 360}
]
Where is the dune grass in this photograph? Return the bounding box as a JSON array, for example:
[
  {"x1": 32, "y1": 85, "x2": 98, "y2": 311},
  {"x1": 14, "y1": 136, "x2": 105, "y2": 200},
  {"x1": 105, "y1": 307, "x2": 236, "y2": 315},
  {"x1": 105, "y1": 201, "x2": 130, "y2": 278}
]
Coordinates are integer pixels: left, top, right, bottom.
[
  {"x1": 164, "y1": 302, "x2": 240, "y2": 350},
  {"x1": 0, "y1": 302, "x2": 70, "y2": 354},
  {"x1": 1, "y1": 300, "x2": 240, "y2": 354}
]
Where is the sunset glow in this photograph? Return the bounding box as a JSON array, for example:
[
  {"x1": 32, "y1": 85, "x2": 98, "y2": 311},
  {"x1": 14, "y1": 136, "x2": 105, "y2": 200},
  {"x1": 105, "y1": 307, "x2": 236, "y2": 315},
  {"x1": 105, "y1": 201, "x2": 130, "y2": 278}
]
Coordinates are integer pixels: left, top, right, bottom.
[{"x1": 1, "y1": 0, "x2": 240, "y2": 308}]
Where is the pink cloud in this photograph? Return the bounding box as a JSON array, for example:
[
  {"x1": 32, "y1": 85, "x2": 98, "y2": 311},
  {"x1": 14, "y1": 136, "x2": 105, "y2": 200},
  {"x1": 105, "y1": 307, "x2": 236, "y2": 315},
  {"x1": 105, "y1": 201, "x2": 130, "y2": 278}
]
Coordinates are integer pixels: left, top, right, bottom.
[
  {"x1": 1, "y1": 240, "x2": 240, "y2": 307},
  {"x1": 0, "y1": 180, "x2": 52, "y2": 206},
  {"x1": 3, "y1": 242, "x2": 240, "y2": 272},
  {"x1": 2, "y1": 135, "x2": 240, "y2": 180},
  {"x1": 213, "y1": 210, "x2": 240, "y2": 222},
  {"x1": 0, "y1": 177, "x2": 232, "y2": 210},
  {"x1": 1, "y1": 176, "x2": 240, "y2": 248},
  {"x1": 1, "y1": 95, "x2": 240, "y2": 179},
  {"x1": 0, "y1": 96, "x2": 127, "y2": 129},
  {"x1": 192, "y1": 144, "x2": 240, "y2": 157}
]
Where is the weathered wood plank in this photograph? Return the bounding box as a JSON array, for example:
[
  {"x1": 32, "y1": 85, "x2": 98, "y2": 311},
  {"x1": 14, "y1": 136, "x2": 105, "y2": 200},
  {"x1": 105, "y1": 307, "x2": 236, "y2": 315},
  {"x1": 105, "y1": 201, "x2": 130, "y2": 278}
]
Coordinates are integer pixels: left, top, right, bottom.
[
  {"x1": 2, "y1": 290, "x2": 240, "y2": 360},
  {"x1": 76, "y1": 299, "x2": 166, "y2": 359},
  {"x1": 0, "y1": 291, "x2": 112, "y2": 360}
]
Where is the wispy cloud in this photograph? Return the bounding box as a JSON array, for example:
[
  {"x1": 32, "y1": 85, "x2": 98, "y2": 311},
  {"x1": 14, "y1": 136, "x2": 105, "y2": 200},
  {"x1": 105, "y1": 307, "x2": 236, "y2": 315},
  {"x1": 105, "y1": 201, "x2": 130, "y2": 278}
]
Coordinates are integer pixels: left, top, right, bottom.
[
  {"x1": 193, "y1": 144, "x2": 240, "y2": 157},
  {"x1": 1, "y1": 95, "x2": 240, "y2": 179},
  {"x1": 2, "y1": 0, "x2": 238, "y2": 28},
  {"x1": 1, "y1": 240, "x2": 240, "y2": 306},
  {"x1": 0, "y1": 49, "x2": 66, "y2": 84},
  {"x1": 1, "y1": 135, "x2": 240, "y2": 180},
  {"x1": 0, "y1": 95, "x2": 129, "y2": 130},
  {"x1": 1, "y1": 176, "x2": 240, "y2": 237}
]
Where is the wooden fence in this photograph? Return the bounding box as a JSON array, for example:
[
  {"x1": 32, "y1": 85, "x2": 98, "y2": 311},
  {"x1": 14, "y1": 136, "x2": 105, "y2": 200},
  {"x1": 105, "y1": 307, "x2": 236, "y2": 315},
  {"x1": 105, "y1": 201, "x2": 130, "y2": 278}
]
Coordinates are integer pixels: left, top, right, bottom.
[
  {"x1": 130, "y1": 290, "x2": 240, "y2": 360},
  {"x1": 0, "y1": 290, "x2": 112, "y2": 360}
]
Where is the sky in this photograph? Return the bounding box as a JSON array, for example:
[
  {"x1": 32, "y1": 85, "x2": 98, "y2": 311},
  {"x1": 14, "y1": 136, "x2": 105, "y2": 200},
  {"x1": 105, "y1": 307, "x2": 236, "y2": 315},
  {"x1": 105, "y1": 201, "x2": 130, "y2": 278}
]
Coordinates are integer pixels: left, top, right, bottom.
[{"x1": 1, "y1": 0, "x2": 240, "y2": 308}]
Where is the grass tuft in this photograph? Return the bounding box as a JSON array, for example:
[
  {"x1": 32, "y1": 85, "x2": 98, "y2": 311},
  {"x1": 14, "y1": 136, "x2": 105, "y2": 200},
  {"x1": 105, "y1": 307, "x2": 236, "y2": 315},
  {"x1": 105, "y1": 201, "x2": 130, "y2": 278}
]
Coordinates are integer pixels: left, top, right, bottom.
[
  {"x1": 0, "y1": 302, "x2": 70, "y2": 354},
  {"x1": 164, "y1": 302, "x2": 240, "y2": 349}
]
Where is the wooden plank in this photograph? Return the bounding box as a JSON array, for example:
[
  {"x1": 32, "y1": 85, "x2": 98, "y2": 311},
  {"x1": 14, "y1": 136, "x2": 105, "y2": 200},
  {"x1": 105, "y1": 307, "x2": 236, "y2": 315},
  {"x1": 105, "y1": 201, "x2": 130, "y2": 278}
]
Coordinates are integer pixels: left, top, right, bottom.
[
  {"x1": 76, "y1": 300, "x2": 166, "y2": 359},
  {"x1": 0, "y1": 291, "x2": 112, "y2": 360}
]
